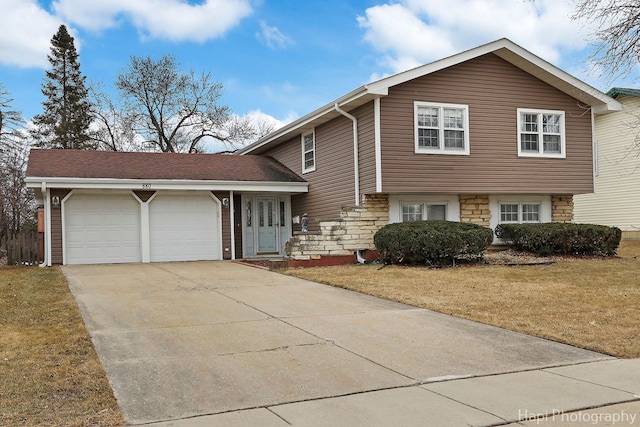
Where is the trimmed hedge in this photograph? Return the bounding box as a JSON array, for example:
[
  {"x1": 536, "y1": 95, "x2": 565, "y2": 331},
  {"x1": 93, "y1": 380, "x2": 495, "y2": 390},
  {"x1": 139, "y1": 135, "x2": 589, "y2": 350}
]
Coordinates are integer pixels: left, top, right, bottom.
[
  {"x1": 495, "y1": 223, "x2": 621, "y2": 256},
  {"x1": 373, "y1": 220, "x2": 494, "y2": 266}
]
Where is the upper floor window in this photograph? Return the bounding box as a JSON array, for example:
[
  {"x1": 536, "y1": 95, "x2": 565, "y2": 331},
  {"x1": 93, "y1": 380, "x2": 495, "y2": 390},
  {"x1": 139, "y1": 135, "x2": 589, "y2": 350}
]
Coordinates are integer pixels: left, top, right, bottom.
[
  {"x1": 302, "y1": 131, "x2": 315, "y2": 173},
  {"x1": 414, "y1": 102, "x2": 470, "y2": 155},
  {"x1": 517, "y1": 109, "x2": 566, "y2": 158}
]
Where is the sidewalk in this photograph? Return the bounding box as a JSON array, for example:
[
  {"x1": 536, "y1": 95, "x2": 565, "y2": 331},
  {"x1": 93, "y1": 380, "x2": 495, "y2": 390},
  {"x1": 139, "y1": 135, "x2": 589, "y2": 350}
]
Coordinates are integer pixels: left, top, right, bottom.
[{"x1": 147, "y1": 358, "x2": 640, "y2": 426}]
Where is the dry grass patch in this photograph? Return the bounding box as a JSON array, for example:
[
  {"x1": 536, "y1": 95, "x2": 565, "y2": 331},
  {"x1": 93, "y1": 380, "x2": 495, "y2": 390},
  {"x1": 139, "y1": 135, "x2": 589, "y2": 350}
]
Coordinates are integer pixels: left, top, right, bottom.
[
  {"x1": 286, "y1": 241, "x2": 640, "y2": 358},
  {"x1": 0, "y1": 266, "x2": 124, "y2": 427}
]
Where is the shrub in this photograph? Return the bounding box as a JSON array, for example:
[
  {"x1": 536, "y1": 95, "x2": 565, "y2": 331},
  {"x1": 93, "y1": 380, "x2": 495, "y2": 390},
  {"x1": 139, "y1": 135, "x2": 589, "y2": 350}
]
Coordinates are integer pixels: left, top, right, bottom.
[
  {"x1": 373, "y1": 220, "x2": 494, "y2": 266},
  {"x1": 494, "y1": 223, "x2": 621, "y2": 256}
]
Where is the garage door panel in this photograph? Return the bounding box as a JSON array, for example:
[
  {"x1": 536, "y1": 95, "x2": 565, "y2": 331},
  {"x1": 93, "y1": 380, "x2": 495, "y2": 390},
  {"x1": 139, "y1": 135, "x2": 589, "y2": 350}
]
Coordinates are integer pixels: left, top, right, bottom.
[
  {"x1": 150, "y1": 193, "x2": 220, "y2": 262},
  {"x1": 65, "y1": 194, "x2": 141, "y2": 265}
]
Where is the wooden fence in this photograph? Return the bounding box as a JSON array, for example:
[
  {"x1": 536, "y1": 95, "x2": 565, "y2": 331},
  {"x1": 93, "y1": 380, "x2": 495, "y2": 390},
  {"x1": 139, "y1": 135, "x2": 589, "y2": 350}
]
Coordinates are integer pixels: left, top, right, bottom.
[{"x1": 0, "y1": 231, "x2": 42, "y2": 266}]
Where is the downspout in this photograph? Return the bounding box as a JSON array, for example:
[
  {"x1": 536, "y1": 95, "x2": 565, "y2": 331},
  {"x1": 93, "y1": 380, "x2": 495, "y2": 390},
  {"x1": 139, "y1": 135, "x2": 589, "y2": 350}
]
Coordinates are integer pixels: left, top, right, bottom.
[
  {"x1": 591, "y1": 109, "x2": 598, "y2": 193},
  {"x1": 334, "y1": 103, "x2": 360, "y2": 205}
]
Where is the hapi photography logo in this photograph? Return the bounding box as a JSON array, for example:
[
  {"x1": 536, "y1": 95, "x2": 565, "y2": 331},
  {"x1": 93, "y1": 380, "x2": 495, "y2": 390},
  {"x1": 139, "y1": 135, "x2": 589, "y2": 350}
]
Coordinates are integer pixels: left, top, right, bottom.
[{"x1": 519, "y1": 409, "x2": 638, "y2": 425}]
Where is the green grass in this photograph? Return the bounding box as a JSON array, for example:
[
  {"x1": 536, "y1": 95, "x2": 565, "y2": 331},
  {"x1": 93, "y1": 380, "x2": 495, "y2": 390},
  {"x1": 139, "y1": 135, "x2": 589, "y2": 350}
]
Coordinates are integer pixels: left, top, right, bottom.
[{"x1": 0, "y1": 266, "x2": 124, "y2": 427}]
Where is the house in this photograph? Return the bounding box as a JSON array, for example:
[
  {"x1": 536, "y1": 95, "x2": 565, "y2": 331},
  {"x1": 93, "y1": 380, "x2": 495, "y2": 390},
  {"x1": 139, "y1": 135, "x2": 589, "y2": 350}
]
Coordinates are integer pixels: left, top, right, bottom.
[
  {"x1": 26, "y1": 38, "x2": 622, "y2": 266},
  {"x1": 237, "y1": 38, "x2": 621, "y2": 260},
  {"x1": 574, "y1": 88, "x2": 640, "y2": 238},
  {"x1": 26, "y1": 150, "x2": 307, "y2": 265}
]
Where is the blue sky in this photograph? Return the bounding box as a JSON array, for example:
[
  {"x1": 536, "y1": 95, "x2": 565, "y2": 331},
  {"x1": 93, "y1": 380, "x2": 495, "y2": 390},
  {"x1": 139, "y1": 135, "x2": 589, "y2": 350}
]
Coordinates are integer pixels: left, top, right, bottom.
[{"x1": 1, "y1": 0, "x2": 638, "y2": 151}]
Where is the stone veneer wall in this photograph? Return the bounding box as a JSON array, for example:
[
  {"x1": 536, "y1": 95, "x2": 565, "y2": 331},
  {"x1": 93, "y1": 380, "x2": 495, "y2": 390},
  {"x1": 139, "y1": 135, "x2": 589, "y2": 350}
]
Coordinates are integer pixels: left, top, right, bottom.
[
  {"x1": 286, "y1": 193, "x2": 575, "y2": 260},
  {"x1": 458, "y1": 194, "x2": 491, "y2": 227},
  {"x1": 285, "y1": 194, "x2": 389, "y2": 260},
  {"x1": 551, "y1": 195, "x2": 574, "y2": 223}
]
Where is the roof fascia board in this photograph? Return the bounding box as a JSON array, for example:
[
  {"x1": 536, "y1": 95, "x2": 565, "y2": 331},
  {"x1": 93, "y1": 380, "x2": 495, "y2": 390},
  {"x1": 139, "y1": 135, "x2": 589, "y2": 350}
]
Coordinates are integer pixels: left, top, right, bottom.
[
  {"x1": 239, "y1": 38, "x2": 622, "y2": 155},
  {"x1": 364, "y1": 39, "x2": 509, "y2": 93},
  {"x1": 366, "y1": 38, "x2": 621, "y2": 113},
  {"x1": 25, "y1": 177, "x2": 308, "y2": 193},
  {"x1": 238, "y1": 85, "x2": 372, "y2": 155},
  {"x1": 492, "y1": 43, "x2": 622, "y2": 112}
]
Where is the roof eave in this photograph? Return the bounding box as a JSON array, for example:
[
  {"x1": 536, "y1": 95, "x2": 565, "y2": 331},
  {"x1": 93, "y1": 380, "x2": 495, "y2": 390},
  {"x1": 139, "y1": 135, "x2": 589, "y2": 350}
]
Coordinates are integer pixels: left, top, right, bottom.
[
  {"x1": 239, "y1": 38, "x2": 622, "y2": 155},
  {"x1": 238, "y1": 85, "x2": 383, "y2": 155},
  {"x1": 25, "y1": 177, "x2": 309, "y2": 193}
]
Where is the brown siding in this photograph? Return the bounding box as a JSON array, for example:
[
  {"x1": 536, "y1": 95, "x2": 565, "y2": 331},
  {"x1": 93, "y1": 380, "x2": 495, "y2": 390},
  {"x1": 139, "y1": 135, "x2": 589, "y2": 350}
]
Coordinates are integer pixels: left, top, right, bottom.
[
  {"x1": 213, "y1": 191, "x2": 232, "y2": 260},
  {"x1": 355, "y1": 102, "x2": 377, "y2": 195},
  {"x1": 264, "y1": 115, "x2": 357, "y2": 229},
  {"x1": 133, "y1": 190, "x2": 155, "y2": 202},
  {"x1": 50, "y1": 189, "x2": 70, "y2": 264},
  {"x1": 233, "y1": 194, "x2": 243, "y2": 259},
  {"x1": 380, "y1": 53, "x2": 594, "y2": 194}
]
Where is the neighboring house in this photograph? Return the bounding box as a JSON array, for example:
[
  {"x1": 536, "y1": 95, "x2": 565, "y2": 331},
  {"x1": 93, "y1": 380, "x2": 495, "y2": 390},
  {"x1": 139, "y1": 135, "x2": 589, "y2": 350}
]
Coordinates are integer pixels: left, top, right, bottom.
[
  {"x1": 574, "y1": 88, "x2": 640, "y2": 238},
  {"x1": 237, "y1": 38, "x2": 622, "y2": 260},
  {"x1": 26, "y1": 150, "x2": 307, "y2": 265},
  {"x1": 26, "y1": 38, "x2": 622, "y2": 266}
]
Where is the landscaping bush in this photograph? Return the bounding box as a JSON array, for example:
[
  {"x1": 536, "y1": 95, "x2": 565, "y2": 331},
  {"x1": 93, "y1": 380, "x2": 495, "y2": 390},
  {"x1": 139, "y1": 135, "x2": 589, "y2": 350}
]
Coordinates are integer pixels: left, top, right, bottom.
[
  {"x1": 495, "y1": 223, "x2": 621, "y2": 256},
  {"x1": 373, "y1": 220, "x2": 494, "y2": 266}
]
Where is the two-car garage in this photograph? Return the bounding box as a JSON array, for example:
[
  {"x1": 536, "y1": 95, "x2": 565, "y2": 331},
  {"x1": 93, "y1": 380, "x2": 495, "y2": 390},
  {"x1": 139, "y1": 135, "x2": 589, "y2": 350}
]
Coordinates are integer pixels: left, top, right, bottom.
[
  {"x1": 26, "y1": 149, "x2": 308, "y2": 266},
  {"x1": 63, "y1": 191, "x2": 220, "y2": 265}
]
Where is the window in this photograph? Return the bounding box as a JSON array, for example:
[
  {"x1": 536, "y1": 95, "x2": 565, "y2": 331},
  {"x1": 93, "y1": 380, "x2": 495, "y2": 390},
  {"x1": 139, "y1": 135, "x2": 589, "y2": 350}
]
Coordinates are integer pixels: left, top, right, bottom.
[
  {"x1": 302, "y1": 131, "x2": 315, "y2": 173},
  {"x1": 500, "y1": 203, "x2": 541, "y2": 223},
  {"x1": 402, "y1": 203, "x2": 423, "y2": 222},
  {"x1": 517, "y1": 109, "x2": 565, "y2": 158},
  {"x1": 415, "y1": 102, "x2": 469, "y2": 155},
  {"x1": 401, "y1": 202, "x2": 447, "y2": 222}
]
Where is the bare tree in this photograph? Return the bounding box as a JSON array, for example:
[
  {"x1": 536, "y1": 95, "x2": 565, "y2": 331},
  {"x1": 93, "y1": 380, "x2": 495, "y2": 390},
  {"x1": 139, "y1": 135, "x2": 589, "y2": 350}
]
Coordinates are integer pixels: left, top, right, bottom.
[
  {"x1": 115, "y1": 55, "x2": 270, "y2": 153},
  {"x1": 573, "y1": 0, "x2": 640, "y2": 82},
  {"x1": 0, "y1": 139, "x2": 35, "y2": 237},
  {"x1": 0, "y1": 83, "x2": 24, "y2": 153},
  {"x1": 88, "y1": 83, "x2": 141, "y2": 152},
  {"x1": 0, "y1": 85, "x2": 34, "y2": 237}
]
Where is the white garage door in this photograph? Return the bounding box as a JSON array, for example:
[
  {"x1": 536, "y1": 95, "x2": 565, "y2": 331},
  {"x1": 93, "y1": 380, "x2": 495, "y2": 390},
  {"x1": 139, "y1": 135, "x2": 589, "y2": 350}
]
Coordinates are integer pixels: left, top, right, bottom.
[
  {"x1": 65, "y1": 193, "x2": 141, "y2": 265},
  {"x1": 149, "y1": 193, "x2": 220, "y2": 262}
]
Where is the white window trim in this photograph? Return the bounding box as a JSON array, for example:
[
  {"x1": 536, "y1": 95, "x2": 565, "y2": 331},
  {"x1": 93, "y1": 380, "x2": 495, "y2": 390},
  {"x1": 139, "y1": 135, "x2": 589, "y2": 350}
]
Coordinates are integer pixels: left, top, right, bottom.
[
  {"x1": 489, "y1": 195, "x2": 552, "y2": 244},
  {"x1": 301, "y1": 130, "x2": 316, "y2": 174},
  {"x1": 400, "y1": 201, "x2": 449, "y2": 222},
  {"x1": 498, "y1": 202, "x2": 542, "y2": 224},
  {"x1": 389, "y1": 194, "x2": 460, "y2": 223},
  {"x1": 414, "y1": 101, "x2": 470, "y2": 155},
  {"x1": 517, "y1": 108, "x2": 566, "y2": 159}
]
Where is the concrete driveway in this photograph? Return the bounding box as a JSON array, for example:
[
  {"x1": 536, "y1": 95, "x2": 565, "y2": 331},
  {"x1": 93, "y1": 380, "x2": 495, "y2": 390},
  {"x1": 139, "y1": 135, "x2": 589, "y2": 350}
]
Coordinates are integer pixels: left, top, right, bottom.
[{"x1": 63, "y1": 262, "x2": 617, "y2": 425}]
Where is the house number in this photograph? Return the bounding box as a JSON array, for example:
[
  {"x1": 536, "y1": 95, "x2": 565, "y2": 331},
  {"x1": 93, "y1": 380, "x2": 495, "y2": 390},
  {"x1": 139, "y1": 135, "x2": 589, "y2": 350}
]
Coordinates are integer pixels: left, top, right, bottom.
[{"x1": 142, "y1": 183, "x2": 152, "y2": 189}]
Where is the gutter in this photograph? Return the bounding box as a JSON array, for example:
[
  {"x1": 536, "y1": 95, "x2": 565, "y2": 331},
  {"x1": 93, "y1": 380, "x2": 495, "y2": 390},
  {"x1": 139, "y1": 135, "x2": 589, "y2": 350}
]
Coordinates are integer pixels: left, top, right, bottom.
[{"x1": 334, "y1": 103, "x2": 360, "y2": 205}]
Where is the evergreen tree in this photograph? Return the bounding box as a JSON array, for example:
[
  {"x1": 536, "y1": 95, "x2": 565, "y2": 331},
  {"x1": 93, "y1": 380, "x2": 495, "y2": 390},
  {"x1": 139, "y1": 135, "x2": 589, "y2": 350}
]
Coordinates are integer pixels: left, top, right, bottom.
[{"x1": 31, "y1": 25, "x2": 94, "y2": 149}]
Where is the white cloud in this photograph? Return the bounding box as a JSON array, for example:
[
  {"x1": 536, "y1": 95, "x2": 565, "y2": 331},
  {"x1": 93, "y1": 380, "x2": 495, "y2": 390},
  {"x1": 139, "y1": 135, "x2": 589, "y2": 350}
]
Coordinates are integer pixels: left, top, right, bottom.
[
  {"x1": 52, "y1": 0, "x2": 253, "y2": 42},
  {"x1": 358, "y1": 0, "x2": 592, "y2": 75},
  {"x1": 0, "y1": 0, "x2": 62, "y2": 67},
  {"x1": 256, "y1": 20, "x2": 294, "y2": 49},
  {"x1": 239, "y1": 109, "x2": 298, "y2": 137}
]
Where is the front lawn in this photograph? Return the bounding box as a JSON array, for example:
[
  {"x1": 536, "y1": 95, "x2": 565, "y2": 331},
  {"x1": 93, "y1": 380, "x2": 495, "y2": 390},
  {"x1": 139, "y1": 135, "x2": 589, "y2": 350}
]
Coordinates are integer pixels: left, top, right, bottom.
[
  {"x1": 286, "y1": 241, "x2": 640, "y2": 358},
  {"x1": 0, "y1": 266, "x2": 124, "y2": 427}
]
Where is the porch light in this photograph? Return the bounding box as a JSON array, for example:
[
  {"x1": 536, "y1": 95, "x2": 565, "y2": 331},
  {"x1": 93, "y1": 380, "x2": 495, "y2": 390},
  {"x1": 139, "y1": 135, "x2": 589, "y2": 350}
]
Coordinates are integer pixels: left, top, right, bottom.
[{"x1": 51, "y1": 196, "x2": 60, "y2": 208}]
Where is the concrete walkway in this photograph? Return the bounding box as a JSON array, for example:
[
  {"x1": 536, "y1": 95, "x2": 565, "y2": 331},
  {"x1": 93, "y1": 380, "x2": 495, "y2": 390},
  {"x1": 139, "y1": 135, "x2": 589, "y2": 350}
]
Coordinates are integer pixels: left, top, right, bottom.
[{"x1": 62, "y1": 262, "x2": 640, "y2": 426}]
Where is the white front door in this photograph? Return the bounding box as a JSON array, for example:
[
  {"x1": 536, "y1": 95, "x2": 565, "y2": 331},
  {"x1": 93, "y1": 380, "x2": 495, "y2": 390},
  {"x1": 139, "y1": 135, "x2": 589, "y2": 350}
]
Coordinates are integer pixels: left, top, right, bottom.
[{"x1": 256, "y1": 198, "x2": 279, "y2": 254}]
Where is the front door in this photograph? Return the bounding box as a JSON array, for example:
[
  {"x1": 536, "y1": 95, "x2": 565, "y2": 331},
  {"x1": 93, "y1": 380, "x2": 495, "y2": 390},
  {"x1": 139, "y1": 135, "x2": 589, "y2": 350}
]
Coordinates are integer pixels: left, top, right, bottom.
[{"x1": 257, "y1": 198, "x2": 279, "y2": 254}]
